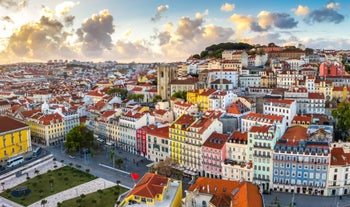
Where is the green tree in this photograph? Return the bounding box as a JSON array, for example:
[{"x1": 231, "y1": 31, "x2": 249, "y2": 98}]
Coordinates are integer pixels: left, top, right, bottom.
[
  {"x1": 331, "y1": 101, "x2": 350, "y2": 140},
  {"x1": 115, "y1": 158, "x2": 124, "y2": 168},
  {"x1": 41, "y1": 199, "x2": 47, "y2": 207},
  {"x1": 128, "y1": 94, "x2": 144, "y2": 102},
  {"x1": 171, "y1": 91, "x2": 187, "y2": 101},
  {"x1": 192, "y1": 54, "x2": 200, "y2": 59},
  {"x1": 65, "y1": 125, "x2": 93, "y2": 153},
  {"x1": 110, "y1": 151, "x2": 115, "y2": 167},
  {"x1": 152, "y1": 95, "x2": 162, "y2": 103},
  {"x1": 107, "y1": 87, "x2": 128, "y2": 99}
]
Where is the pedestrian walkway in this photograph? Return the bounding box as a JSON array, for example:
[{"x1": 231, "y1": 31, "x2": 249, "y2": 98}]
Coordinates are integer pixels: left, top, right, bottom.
[
  {"x1": 0, "y1": 155, "x2": 116, "y2": 207},
  {"x1": 28, "y1": 178, "x2": 116, "y2": 207}
]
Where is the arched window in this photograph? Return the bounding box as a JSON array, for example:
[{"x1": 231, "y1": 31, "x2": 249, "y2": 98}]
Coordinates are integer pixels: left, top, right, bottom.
[{"x1": 202, "y1": 201, "x2": 207, "y2": 207}]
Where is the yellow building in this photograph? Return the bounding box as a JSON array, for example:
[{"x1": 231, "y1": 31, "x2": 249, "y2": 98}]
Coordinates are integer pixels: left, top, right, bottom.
[
  {"x1": 169, "y1": 112, "x2": 223, "y2": 176},
  {"x1": 186, "y1": 89, "x2": 198, "y2": 106},
  {"x1": 119, "y1": 173, "x2": 182, "y2": 207},
  {"x1": 332, "y1": 86, "x2": 350, "y2": 101},
  {"x1": 25, "y1": 113, "x2": 64, "y2": 146},
  {"x1": 0, "y1": 116, "x2": 32, "y2": 163},
  {"x1": 315, "y1": 80, "x2": 333, "y2": 101},
  {"x1": 186, "y1": 89, "x2": 217, "y2": 112}
]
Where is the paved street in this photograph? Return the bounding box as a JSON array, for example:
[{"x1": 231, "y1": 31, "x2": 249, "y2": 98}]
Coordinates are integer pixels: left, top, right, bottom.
[
  {"x1": 263, "y1": 192, "x2": 350, "y2": 207},
  {"x1": 46, "y1": 143, "x2": 152, "y2": 188}
]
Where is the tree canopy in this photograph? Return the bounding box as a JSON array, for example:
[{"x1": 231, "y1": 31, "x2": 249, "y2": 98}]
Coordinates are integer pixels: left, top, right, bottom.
[
  {"x1": 331, "y1": 101, "x2": 350, "y2": 139},
  {"x1": 106, "y1": 87, "x2": 128, "y2": 99},
  {"x1": 172, "y1": 91, "x2": 187, "y2": 101},
  {"x1": 192, "y1": 42, "x2": 254, "y2": 59},
  {"x1": 65, "y1": 125, "x2": 94, "y2": 153},
  {"x1": 127, "y1": 94, "x2": 144, "y2": 102},
  {"x1": 152, "y1": 95, "x2": 162, "y2": 103}
]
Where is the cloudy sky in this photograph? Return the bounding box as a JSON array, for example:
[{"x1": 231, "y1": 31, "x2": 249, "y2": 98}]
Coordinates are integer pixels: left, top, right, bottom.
[{"x1": 0, "y1": 0, "x2": 349, "y2": 64}]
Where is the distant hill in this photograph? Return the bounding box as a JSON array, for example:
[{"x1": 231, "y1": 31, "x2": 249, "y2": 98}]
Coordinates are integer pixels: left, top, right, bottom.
[{"x1": 192, "y1": 42, "x2": 254, "y2": 59}]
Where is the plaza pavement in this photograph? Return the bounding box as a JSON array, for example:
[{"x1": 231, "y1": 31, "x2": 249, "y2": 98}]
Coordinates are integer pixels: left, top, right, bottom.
[{"x1": 0, "y1": 155, "x2": 119, "y2": 207}]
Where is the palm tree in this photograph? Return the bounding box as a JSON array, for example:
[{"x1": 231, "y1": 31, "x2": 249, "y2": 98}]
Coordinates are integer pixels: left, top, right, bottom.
[
  {"x1": 115, "y1": 158, "x2": 123, "y2": 169},
  {"x1": 41, "y1": 199, "x2": 47, "y2": 207},
  {"x1": 110, "y1": 151, "x2": 115, "y2": 168}
]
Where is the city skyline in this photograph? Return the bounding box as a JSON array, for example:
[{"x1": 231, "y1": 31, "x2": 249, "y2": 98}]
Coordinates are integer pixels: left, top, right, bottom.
[{"x1": 0, "y1": 0, "x2": 349, "y2": 64}]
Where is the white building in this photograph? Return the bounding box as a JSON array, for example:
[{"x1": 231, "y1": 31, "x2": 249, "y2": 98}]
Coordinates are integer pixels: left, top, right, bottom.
[
  {"x1": 276, "y1": 70, "x2": 303, "y2": 89},
  {"x1": 241, "y1": 112, "x2": 286, "y2": 134},
  {"x1": 263, "y1": 99, "x2": 296, "y2": 127},
  {"x1": 208, "y1": 91, "x2": 236, "y2": 111},
  {"x1": 118, "y1": 111, "x2": 155, "y2": 153},
  {"x1": 207, "y1": 69, "x2": 239, "y2": 88},
  {"x1": 239, "y1": 75, "x2": 261, "y2": 89},
  {"x1": 222, "y1": 131, "x2": 253, "y2": 182},
  {"x1": 326, "y1": 143, "x2": 350, "y2": 196}
]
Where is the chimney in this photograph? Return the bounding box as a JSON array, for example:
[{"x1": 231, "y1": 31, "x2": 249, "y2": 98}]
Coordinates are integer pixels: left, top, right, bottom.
[{"x1": 207, "y1": 184, "x2": 210, "y2": 193}]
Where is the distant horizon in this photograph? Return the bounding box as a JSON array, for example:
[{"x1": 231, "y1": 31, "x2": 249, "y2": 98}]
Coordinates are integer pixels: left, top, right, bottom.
[{"x1": 0, "y1": 1, "x2": 349, "y2": 64}]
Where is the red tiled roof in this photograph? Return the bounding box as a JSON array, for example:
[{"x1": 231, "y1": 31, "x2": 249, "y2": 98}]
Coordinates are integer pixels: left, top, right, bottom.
[
  {"x1": 249, "y1": 125, "x2": 271, "y2": 133},
  {"x1": 101, "y1": 110, "x2": 116, "y2": 118},
  {"x1": 153, "y1": 109, "x2": 167, "y2": 116},
  {"x1": 127, "y1": 173, "x2": 168, "y2": 199},
  {"x1": 187, "y1": 177, "x2": 263, "y2": 207},
  {"x1": 331, "y1": 148, "x2": 350, "y2": 166},
  {"x1": 281, "y1": 125, "x2": 308, "y2": 141},
  {"x1": 38, "y1": 113, "x2": 63, "y2": 125},
  {"x1": 203, "y1": 132, "x2": 228, "y2": 149},
  {"x1": 0, "y1": 116, "x2": 28, "y2": 133},
  {"x1": 147, "y1": 126, "x2": 169, "y2": 139},
  {"x1": 308, "y1": 92, "x2": 325, "y2": 99},
  {"x1": 292, "y1": 114, "x2": 312, "y2": 124},
  {"x1": 229, "y1": 131, "x2": 248, "y2": 142}
]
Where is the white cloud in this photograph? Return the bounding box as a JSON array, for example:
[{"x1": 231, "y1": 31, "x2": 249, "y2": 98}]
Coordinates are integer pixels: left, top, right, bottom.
[
  {"x1": 326, "y1": 2, "x2": 340, "y2": 9},
  {"x1": 56, "y1": 1, "x2": 79, "y2": 16},
  {"x1": 230, "y1": 14, "x2": 254, "y2": 35},
  {"x1": 292, "y1": 5, "x2": 309, "y2": 16},
  {"x1": 220, "y1": 3, "x2": 235, "y2": 12}
]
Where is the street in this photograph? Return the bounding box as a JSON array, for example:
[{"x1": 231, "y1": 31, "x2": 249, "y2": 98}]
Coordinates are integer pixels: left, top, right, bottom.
[
  {"x1": 263, "y1": 191, "x2": 350, "y2": 207},
  {"x1": 45, "y1": 143, "x2": 152, "y2": 189}
]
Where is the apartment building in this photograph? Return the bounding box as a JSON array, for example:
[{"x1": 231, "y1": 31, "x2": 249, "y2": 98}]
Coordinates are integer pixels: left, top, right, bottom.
[
  {"x1": 263, "y1": 99, "x2": 296, "y2": 127},
  {"x1": 201, "y1": 132, "x2": 228, "y2": 179},
  {"x1": 273, "y1": 126, "x2": 330, "y2": 195},
  {"x1": 0, "y1": 116, "x2": 32, "y2": 163},
  {"x1": 248, "y1": 125, "x2": 282, "y2": 191},
  {"x1": 169, "y1": 113, "x2": 223, "y2": 176},
  {"x1": 118, "y1": 111, "x2": 155, "y2": 154},
  {"x1": 222, "y1": 131, "x2": 253, "y2": 182}
]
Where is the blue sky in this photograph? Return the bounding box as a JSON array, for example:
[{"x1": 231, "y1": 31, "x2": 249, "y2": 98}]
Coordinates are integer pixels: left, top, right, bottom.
[{"x1": 0, "y1": 0, "x2": 349, "y2": 63}]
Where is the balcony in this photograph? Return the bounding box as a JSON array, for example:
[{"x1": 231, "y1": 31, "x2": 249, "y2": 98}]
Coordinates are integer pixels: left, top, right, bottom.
[
  {"x1": 253, "y1": 144, "x2": 271, "y2": 149},
  {"x1": 253, "y1": 153, "x2": 271, "y2": 158}
]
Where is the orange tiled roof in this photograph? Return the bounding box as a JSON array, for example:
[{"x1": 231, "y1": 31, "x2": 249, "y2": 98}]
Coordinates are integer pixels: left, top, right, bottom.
[
  {"x1": 265, "y1": 99, "x2": 295, "y2": 105},
  {"x1": 203, "y1": 132, "x2": 228, "y2": 149},
  {"x1": 292, "y1": 114, "x2": 312, "y2": 124},
  {"x1": 331, "y1": 148, "x2": 350, "y2": 166},
  {"x1": 187, "y1": 177, "x2": 262, "y2": 207},
  {"x1": 281, "y1": 125, "x2": 308, "y2": 141},
  {"x1": 229, "y1": 131, "x2": 248, "y2": 142},
  {"x1": 0, "y1": 116, "x2": 28, "y2": 133},
  {"x1": 249, "y1": 125, "x2": 271, "y2": 133},
  {"x1": 308, "y1": 92, "x2": 324, "y2": 99},
  {"x1": 38, "y1": 113, "x2": 63, "y2": 125},
  {"x1": 127, "y1": 173, "x2": 168, "y2": 199},
  {"x1": 147, "y1": 126, "x2": 169, "y2": 139}
]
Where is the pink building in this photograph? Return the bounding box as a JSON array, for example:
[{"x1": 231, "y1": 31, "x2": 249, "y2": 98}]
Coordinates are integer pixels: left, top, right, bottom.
[
  {"x1": 202, "y1": 132, "x2": 228, "y2": 179},
  {"x1": 319, "y1": 62, "x2": 345, "y2": 77}
]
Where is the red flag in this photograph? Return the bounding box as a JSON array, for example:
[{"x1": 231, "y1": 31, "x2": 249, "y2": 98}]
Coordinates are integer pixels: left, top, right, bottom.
[{"x1": 131, "y1": 173, "x2": 140, "y2": 180}]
